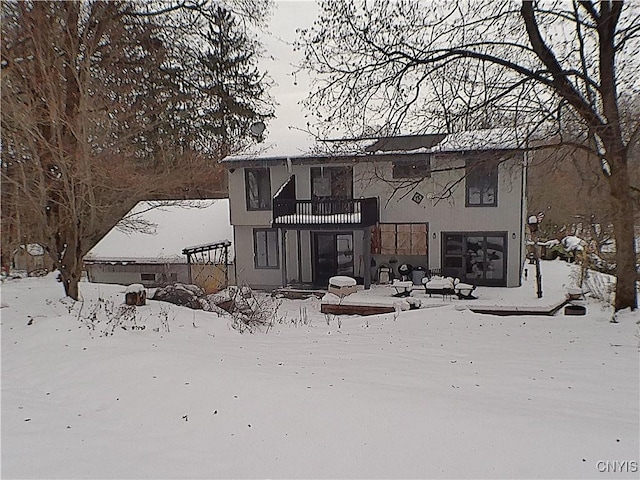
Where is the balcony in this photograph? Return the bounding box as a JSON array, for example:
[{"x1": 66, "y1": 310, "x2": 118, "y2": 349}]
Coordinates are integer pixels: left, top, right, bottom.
[{"x1": 272, "y1": 175, "x2": 379, "y2": 228}]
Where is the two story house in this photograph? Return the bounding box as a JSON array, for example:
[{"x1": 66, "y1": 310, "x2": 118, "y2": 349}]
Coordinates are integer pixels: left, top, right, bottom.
[{"x1": 222, "y1": 130, "x2": 528, "y2": 290}]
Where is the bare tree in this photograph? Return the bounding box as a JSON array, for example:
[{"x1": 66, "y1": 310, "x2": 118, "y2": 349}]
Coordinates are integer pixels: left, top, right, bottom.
[
  {"x1": 1, "y1": 0, "x2": 272, "y2": 299},
  {"x1": 299, "y1": 0, "x2": 639, "y2": 311}
]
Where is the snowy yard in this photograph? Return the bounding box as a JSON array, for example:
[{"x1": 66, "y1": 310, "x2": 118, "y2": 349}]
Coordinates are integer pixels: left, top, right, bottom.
[{"x1": 1, "y1": 261, "x2": 638, "y2": 479}]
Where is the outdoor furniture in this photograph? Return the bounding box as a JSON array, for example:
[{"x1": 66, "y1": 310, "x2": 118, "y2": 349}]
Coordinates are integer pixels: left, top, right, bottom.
[
  {"x1": 328, "y1": 276, "x2": 357, "y2": 297},
  {"x1": 422, "y1": 276, "x2": 456, "y2": 299},
  {"x1": 377, "y1": 265, "x2": 392, "y2": 284},
  {"x1": 391, "y1": 279, "x2": 413, "y2": 297},
  {"x1": 454, "y1": 282, "x2": 477, "y2": 300},
  {"x1": 397, "y1": 263, "x2": 413, "y2": 281}
]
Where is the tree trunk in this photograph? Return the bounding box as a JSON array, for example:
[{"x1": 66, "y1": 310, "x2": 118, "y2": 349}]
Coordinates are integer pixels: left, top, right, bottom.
[
  {"x1": 57, "y1": 234, "x2": 83, "y2": 301},
  {"x1": 61, "y1": 266, "x2": 81, "y2": 300},
  {"x1": 608, "y1": 155, "x2": 638, "y2": 311}
]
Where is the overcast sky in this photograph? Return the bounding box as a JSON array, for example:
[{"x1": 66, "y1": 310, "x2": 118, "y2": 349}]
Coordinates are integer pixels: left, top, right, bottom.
[{"x1": 257, "y1": 0, "x2": 320, "y2": 155}]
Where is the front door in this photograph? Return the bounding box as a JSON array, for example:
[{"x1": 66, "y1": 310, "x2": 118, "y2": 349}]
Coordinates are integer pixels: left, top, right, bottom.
[{"x1": 313, "y1": 232, "x2": 354, "y2": 286}]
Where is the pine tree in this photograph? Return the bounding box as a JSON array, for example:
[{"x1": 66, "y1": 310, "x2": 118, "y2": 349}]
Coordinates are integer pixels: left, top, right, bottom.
[{"x1": 194, "y1": 6, "x2": 273, "y2": 156}]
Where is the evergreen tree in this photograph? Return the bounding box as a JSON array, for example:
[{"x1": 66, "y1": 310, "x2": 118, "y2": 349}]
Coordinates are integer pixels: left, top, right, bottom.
[
  {"x1": 1, "y1": 0, "x2": 272, "y2": 299},
  {"x1": 192, "y1": 6, "x2": 273, "y2": 156}
]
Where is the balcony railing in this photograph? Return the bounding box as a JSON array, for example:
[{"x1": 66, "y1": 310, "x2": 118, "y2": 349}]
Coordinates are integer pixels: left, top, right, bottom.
[
  {"x1": 273, "y1": 197, "x2": 379, "y2": 228},
  {"x1": 271, "y1": 175, "x2": 379, "y2": 228}
]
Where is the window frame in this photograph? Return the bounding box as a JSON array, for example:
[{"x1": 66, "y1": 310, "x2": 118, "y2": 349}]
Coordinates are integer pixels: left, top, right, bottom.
[
  {"x1": 245, "y1": 168, "x2": 272, "y2": 211},
  {"x1": 465, "y1": 159, "x2": 498, "y2": 207},
  {"x1": 310, "y1": 166, "x2": 353, "y2": 200},
  {"x1": 253, "y1": 228, "x2": 279, "y2": 269}
]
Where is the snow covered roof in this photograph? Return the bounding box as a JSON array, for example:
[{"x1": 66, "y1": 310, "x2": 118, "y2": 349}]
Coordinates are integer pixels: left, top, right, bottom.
[
  {"x1": 85, "y1": 200, "x2": 233, "y2": 263},
  {"x1": 19, "y1": 244, "x2": 46, "y2": 256},
  {"x1": 434, "y1": 128, "x2": 532, "y2": 152},
  {"x1": 364, "y1": 134, "x2": 447, "y2": 152},
  {"x1": 222, "y1": 129, "x2": 530, "y2": 165}
]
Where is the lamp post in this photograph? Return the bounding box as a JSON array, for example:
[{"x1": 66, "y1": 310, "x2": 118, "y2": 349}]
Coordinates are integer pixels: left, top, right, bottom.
[{"x1": 527, "y1": 215, "x2": 543, "y2": 298}]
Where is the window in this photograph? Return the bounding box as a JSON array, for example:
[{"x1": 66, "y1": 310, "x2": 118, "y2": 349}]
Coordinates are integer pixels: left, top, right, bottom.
[
  {"x1": 245, "y1": 168, "x2": 271, "y2": 211},
  {"x1": 140, "y1": 273, "x2": 156, "y2": 282},
  {"x1": 311, "y1": 166, "x2": 353, "y2": 199},
  {"x1": 392, "y1": 160, "x2": 430, "y2": 179},
  {"x1": 372, "y1": 223, "x2": 428, "y2": 255},
  {"x1": 466, "y1": 159, "x2": 498, "y2": 206},
  {"x1": 311, "y1": 166, "x2": 353, "y2": 214},
  {"x1": 254, "y1": 228, "x2": 279, "y2": 269}
]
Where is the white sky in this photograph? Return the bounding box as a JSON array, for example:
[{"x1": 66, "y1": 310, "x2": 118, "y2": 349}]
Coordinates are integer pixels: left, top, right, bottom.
[{"x1": 256, "y1": 0, "x2": 320, "y2": 156}]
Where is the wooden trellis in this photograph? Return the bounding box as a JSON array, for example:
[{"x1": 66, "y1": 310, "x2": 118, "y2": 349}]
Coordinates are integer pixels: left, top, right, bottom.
[{"x1": 182, "y1": 240, "x2": 232, "y2": 292}]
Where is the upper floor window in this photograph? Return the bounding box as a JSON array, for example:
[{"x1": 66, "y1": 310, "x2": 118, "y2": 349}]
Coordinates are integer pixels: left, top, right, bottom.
[
  {"x1": 311, "y1": 166, "x2": 353, "y2": 199},
  {"x1": 466, "y1": 159, "x2": 498, "y2": 207},
  {"x1": 245, "y1": 168, "x2": 271, "y2": 211},
  {"x1": 392, "y1": 160, "x2": 430, "y2": 179}
]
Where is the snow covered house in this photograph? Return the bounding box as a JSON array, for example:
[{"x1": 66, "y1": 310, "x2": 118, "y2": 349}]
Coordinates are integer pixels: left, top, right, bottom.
[
  {"x1": 221, "y1": 130, "x2": 529, "y2": 290},
  {"x1": 84, "y1": 200, "x2": 234, "y2": 292}
]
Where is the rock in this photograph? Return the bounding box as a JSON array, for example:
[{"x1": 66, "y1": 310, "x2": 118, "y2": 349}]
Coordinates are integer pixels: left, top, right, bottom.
[{"x1": 152, "y1": 283, "x2": 208, "y2": 310}]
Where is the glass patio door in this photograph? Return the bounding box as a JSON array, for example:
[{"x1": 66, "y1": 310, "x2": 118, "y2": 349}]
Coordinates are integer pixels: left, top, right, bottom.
[
  {"x1": 313, "y1": 232, "x2": 354, "y2": 286},
  {"x1": 443, "y1": 233, "x2": 506, "y2": 286}
]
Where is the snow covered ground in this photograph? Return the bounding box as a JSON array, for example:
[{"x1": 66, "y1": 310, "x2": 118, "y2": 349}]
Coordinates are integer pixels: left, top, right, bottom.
[{"x1": 1, "y1": 261, "x2": 638, "y2": 479}]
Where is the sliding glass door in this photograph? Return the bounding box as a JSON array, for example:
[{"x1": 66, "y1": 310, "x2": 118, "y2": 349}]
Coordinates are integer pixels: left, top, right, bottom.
[
  {"x1": 442, "y1": 232, "x2": 506, "y2": 286},
  {"x1": 313, "y1": 232, "x2": 354, "y2": 286}
]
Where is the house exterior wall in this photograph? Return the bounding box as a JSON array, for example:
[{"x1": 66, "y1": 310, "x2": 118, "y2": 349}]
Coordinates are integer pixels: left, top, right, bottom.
[
  {"x1": 232, "y1": 224, "x2": 284, "y2": 288},
  {"x1": 85, "y1": 263, "x2": 191, "y2": 287},
  {"x1": 85, "y1": 262, "x2": 235, "y2": 291},
  {"x1": 355, "y1": 155, "x2": 525, "y2": 286},
  {"x1": 227, "y1": 152, "x2": 526, "y2": 289}
]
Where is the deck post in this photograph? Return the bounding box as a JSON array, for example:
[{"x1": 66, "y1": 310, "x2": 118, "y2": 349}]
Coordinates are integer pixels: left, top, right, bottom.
[
  {"x1": 186, "y1": 252, "x2": 192, "y2": 284},
  {"x1": 296, "y1": 230, "x2": 302, "y2": 284},
  {"x1": 363, "y1": 227, "x2": 371, "y2": 290},
  {"x1": 280, "y1": 229, "x2": 287, "y2": 287}
]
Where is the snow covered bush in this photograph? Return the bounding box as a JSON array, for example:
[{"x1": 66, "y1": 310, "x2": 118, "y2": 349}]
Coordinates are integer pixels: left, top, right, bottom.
[
  {"x1": 78, "y1": 297, "x2": 143, "y2": 337},
  {"x1": 224, "y1": 284, "x2": 282, "y2": 334},
  {"x1": 580, "y1": 269, "x2": 616, "y2": 307}
]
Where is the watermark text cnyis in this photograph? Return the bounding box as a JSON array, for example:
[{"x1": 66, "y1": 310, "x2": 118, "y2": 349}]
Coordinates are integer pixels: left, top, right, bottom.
[{"x1": 596, "y1": 460, "x2": 638, "y2": 473}]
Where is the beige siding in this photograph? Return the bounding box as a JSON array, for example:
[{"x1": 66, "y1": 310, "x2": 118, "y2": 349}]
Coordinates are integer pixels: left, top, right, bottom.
[
  {"x1": 353, "y1": 155, "x2": 524, "y2": 286},
  {"x1": 227, "y1": 152, "x2": 525, "y2": 288}
]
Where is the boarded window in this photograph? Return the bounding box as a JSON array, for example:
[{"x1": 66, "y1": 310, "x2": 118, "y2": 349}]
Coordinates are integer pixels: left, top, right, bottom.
[{"x1": 373, "y1": 223, "x2": 427, "y2": 255}]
